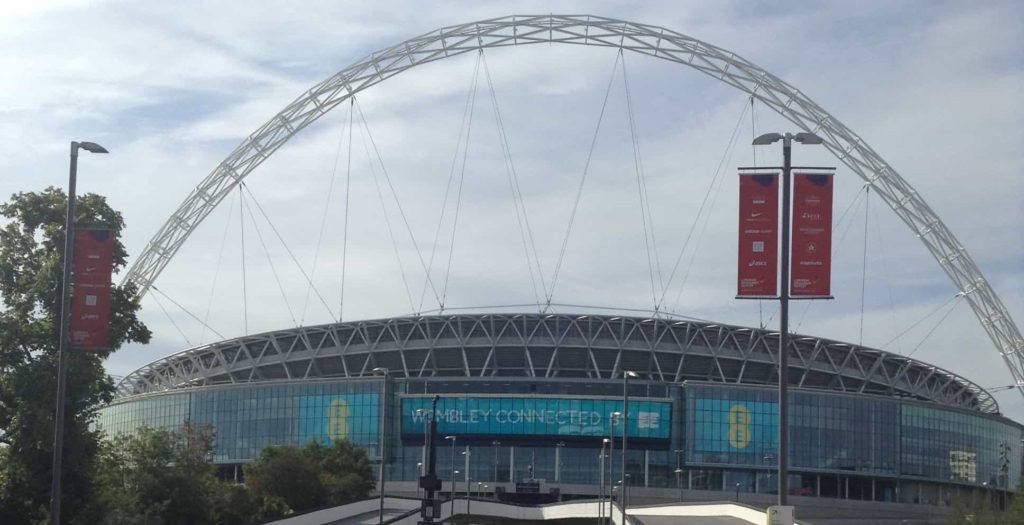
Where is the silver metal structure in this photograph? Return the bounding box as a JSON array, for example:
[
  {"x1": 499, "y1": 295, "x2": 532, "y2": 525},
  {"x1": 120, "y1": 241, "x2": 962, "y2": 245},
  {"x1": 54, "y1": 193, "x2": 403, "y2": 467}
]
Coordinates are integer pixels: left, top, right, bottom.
[
  {"x1": 120, "y1": 15, "x2": 1023, "y2": 398},
  {"x1": 114, "y1": 313, "x2": 999, "y2": 414}
]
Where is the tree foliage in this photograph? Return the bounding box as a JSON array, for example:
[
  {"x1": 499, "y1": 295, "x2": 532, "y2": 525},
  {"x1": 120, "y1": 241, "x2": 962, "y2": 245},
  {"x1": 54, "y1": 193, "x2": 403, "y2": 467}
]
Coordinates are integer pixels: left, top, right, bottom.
[
  {"x1": 93, "y1": 423, "x2": 286, "y2": 525},
  {"x1": 244, "y1": 440, "x2": 375, "y2": 513},
  {"x1": 0, "y1": 188, "x2": 151, "y2": 524}
]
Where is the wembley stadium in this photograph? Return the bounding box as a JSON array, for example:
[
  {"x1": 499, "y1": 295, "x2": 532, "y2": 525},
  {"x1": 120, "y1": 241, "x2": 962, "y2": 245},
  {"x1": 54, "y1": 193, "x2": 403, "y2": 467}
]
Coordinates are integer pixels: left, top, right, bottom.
[
  {"x1": 99, "y1": 312, "x2": 1023, "y2": 507},
  {"x1": 94, "y1": 15, "x2": 1024, "y2": 522}
]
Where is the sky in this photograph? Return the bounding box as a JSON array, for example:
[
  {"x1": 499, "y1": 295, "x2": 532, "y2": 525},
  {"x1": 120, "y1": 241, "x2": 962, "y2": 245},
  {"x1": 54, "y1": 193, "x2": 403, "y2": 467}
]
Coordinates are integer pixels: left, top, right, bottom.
[{"x1": 1, "y1": 1, "x2": 1022, "y2": 418}]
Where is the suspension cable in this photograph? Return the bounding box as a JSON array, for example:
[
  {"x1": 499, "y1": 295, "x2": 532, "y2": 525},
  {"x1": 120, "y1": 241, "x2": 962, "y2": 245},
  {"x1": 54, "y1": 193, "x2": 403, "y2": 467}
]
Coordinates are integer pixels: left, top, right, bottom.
[
  {"x1": 150, "y1": 291, "x2": 192, "y2": 348},
  {"x1": 621, "y1": 51, "x2": 661, "y2": 310},
  {"x1": 750, "y1": 96, "x2": 764, "y2": 328},
  {"x1": 480, "y1": 50, "x2": 547, "y2": 308},
  {"x1": 340, "y1": 98, "x2": 355, "y2": 321},
  {"x1": 439, "y1": 58, "x2": 480, "y2": 312},
  {"x1": 239, "y1": 185, "x2": 248, "y2": 335},
  {"x1": 881, "y1": 293, "x2": 962, "y2": 350},
  {"x1": 198, "y1": 189, "x2": 237, "y2": 346},
  {"x1": 665, "y1": 98, "x2": 750, "y2": 313},
  {"x1": 239, "y1": 184, "x2": 337, "y2": 319},
  {"x1": 418, "y1": 52, "x2": 482, "y2": 312},
  {"x1": 302, "y1": 100, "x2": 353, "y2": 325},
  {"x1": 872, "y1": 192, "x2": 903, "y2": 354},
  {"x1": 355, "y1": 108, "x2": 417, "y2": 312},
  {"x1": 546, "y1": 51, "x2": 623, "y2": 308},
  {"x1": 354, "y1": 99, "x2": 443, "y2": 309},
  {"x1": 241, "y1": 182, "x2": 298, "y2": 327},
  {"x1": 905, "y1": 294, "x2": 963, "y2": 359},
  {"x1": 792, "y1": 183, "x2": 870, "y2": 332},
  {"x1": 151, "y1": 285, "x2": 225, "y2": 340},
  {"x1": 859, "y1": 186, "x2": 870, "y2": 345}
]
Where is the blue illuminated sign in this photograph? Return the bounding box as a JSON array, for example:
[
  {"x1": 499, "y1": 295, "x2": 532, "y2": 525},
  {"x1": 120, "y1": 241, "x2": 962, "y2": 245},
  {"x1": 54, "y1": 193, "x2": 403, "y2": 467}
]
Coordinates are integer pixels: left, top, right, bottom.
[
  {"x1": 298, "y1": 393, "x2": 378, "y2": 446},
  {"x1": 693, "y1": 399, "x2": 777, "y2": 453},
  {"x1": 401, "y1": 397, "x2": 670, "y2": 440}
]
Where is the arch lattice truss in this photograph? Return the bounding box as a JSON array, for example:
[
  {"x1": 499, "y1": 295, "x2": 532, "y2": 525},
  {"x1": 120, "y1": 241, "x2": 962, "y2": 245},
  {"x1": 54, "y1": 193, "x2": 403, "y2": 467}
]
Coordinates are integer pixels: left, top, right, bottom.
[{"x1": 122, "y1": 15, "x2": 1024, "y2": 399}]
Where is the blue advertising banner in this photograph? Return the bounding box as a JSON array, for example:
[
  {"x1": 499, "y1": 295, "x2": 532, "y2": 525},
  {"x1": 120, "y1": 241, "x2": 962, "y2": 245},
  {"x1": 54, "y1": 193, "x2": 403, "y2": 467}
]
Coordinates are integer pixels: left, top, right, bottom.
[
  {"x1": 401, "y1": 397, "x2": 670, "y2": 440},
  {"x1": 693, "y1": 399, "x2": 777, "y2": 453},
  {"x1": 299, "y1": 393, "x2": 378, "y2": 446}
]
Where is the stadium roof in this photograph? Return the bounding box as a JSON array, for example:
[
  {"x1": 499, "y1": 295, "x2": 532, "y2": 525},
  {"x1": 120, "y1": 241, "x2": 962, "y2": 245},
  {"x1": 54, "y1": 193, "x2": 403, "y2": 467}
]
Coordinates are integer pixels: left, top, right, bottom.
[{"x1": 114, "y1": 313, "x2": 999, "y2": 414}]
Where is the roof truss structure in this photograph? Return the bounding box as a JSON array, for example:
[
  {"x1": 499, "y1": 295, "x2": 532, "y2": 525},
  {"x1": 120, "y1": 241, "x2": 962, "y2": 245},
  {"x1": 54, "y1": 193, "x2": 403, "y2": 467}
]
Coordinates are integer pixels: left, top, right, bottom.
[{"x1": 115, "y1": 313, "x2": 998, "y2": 414}]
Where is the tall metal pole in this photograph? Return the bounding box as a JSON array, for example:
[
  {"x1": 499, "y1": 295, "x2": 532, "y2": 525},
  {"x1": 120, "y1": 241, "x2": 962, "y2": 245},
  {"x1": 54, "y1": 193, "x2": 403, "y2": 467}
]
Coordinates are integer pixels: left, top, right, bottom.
[
  {"x1": 599, "y1": 440, "x2": 606, "y2": 524},
  {"x1": 607, "y1": 412, "x2": 618, "y2": 525},
  {"x1": 373, "y1": 368, "x2": 389, "y2": 525},
  {"x1": 555, "y1": 442, "x2": 564, "y2": 482},
  {"x1": 49, "y1": 142, "x2": 80, "y2": 525},
  {"x1": 492, "y1": 440, "x2": 500, "y2": 483},
  {"x1": 447, "y1": 436, "x2": 456, "y2": 519},
  {"x1": 49, "y1": 140, "x2": 106, "y2": 525},
  {"x1": 464, "y1": 446, "x2": 470, "y2": 519},
  {"x1": 674, "y1": 449, "x2": 685, "y2": 502},
  {"x1": 621, "y1": 371, "x2": 636, "y2": 525},
  {"x1": 778, "y1": 136, "x2": 792, "y2": 507},
  {"x1": 423, "y1": 396, "x2": 440, "y2": 525},
  {"x1": 753, "y1": 130, "x2": 822, "y2": 507}
]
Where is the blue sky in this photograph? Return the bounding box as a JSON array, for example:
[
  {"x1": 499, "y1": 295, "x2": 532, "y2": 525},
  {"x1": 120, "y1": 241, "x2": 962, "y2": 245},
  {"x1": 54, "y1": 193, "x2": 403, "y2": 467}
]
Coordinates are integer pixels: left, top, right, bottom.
[{"x1": 1, "y1": 1, "x2": 1022, "y2": 418}]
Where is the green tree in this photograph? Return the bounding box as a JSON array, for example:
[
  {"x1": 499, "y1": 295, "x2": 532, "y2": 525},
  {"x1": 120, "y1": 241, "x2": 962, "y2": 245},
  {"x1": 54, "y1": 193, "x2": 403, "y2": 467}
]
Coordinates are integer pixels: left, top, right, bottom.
[
  {"x1": 93, "y1": 423, "x2": 286, "y2": 525},
  {"x1": 0, "y1": 188, "x2": 150, "y2": 524},
  {"x1": 1004, "y1": 482, "x2": 1024, "y2": 524},
  {"x1": 95, "y1": 424, "x2": 219, "y2": 524},
  {"x1": 245, "y1": 440, "x2": 374, "y2": 513}
]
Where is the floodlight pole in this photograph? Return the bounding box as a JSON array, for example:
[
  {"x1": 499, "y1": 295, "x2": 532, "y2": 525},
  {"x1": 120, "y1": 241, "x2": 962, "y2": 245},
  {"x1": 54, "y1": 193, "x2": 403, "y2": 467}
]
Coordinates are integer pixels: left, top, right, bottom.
[
  {"x1": 752, "y1": 131, "x2": 822, "y2": 507},
  {"x1": 50, "y1": 140, "x2": 107, "y2": 525}
]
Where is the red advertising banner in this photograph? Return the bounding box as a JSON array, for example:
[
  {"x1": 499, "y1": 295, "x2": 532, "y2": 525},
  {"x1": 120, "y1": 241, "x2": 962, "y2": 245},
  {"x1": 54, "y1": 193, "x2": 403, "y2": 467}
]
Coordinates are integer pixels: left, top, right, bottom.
[
  {"x1": 737, "y1": 173, "x2": 779, "y2": 297},
  {"x1": 791, "y1": 173, "x2": 834, "y2": 298},
  {"x1": 70, "y1": 228, "x2": 114, "y2": 350}
]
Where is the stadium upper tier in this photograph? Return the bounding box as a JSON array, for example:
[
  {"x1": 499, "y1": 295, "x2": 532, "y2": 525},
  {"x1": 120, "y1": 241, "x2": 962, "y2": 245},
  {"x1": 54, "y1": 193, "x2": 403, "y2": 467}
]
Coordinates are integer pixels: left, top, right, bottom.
[{"x1": 115, "y1": 313, "x2": 998, "y2": 414}]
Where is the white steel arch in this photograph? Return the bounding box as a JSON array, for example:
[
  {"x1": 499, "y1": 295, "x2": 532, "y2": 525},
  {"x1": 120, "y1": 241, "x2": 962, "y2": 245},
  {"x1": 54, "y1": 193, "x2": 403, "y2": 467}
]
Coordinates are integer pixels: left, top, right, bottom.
[{"x1": 122, "y1": 14, "x2": 1024, "y2": 400}]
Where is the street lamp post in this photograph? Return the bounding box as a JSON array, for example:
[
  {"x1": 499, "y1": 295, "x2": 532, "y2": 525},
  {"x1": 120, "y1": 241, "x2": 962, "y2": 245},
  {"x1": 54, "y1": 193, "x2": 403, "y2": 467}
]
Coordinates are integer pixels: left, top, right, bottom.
[
  {"x1": 417, "y1": 462, "x2": 424, "y2": 500},
  {"x1": 492, "y1": 440, "x2": 501, "y2": 483},
  {"x1": 446, "y1": 436, "x2": 457, "y2": 518},
  {"x1": 621, "y1": 370, "x2": 638, "y2": 525},
  {"x1": 752, "y1": 131, "x2": 823, "y2": 507},
  {"x1": 673, "y1": 449, "x2": 685, "y2": 501},
  {"x1": 599, "y1": 438, "x2": 608, "y2": 524},
  {"x1": 372, "y1": 368, "x2": 389, "y2": 525},
  {"x1": 462, "y1": 446, "x2": 471, "y2": 519},
  {"x1": 555, "y1": 441, "x2": 565, "y2": 483},
  {"x1": 49, "y1": 140, "x2": 108, "y2": 525},
  {"x1": 608, "y1": 411, "x2": 620, "y2": 525}
]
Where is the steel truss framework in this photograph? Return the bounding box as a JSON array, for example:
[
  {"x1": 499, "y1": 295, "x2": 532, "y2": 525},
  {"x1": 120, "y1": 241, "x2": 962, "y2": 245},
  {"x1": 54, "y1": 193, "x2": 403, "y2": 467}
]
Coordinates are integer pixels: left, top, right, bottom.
[
  {"x1": 115, "y1": 313, "x2": 998, "y2": 414},
  {"x1": 122, "y1": 15, "x2": 1023, "y2": 397}
]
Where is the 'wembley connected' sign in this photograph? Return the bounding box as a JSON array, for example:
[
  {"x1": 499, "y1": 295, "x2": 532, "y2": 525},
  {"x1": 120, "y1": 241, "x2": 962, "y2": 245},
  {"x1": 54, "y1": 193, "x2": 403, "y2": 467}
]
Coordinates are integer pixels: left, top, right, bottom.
[{"x1": 400, "y1": 396, "x2": 671, "y2": 440}]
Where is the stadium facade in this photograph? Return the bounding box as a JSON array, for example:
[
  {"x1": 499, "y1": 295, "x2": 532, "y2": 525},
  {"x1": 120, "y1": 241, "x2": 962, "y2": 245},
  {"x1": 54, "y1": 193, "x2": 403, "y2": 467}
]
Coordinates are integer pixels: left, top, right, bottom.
[{"x1": 100, "y1": 312, "x2": 1023, "y2": 506}]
